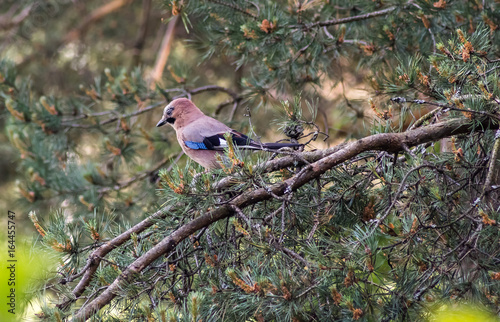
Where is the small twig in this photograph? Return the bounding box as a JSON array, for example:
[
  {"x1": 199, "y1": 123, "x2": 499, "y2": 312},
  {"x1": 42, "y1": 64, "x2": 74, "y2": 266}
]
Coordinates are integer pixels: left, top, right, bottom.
[
  {"x1": 229, "y1": 204, "x2": 252, "y2": 231},
  {"x1": 279, "y1": 199, "x2": 286, "y2": 243},
  {"x1": 300, "y1": 6, "x2": 397, "y2": 29},
  {"x1": 228, "y1": 101, "x2": 239, "y2": 122},
  {"x1": 98, "y1": 157, "x2": 170, "y2": 193},
  {"x1": 60, "y1": 260, "x2": 93, "y2": 285},
  {"x1": 207, "y1": 0, "x2": 257, "y2": 19},
  {"x1": 370, "y1": 164, "x2": 433, "y2": 235},
  {"x1": 296, "y1": 282, "x2": 321, "y2": 298},
  {"x1": 189, "y1": 85, "x2": 238, "y2": 99},
  {"x1": 62, "y1": 101, "x2": 165, "y2": 128},
  {"x1": 483, "y1": 130, "x2": 500, "y2": 195},
  {"x1": 278, "y1": 33, "x2": 317, "y2": 68}
]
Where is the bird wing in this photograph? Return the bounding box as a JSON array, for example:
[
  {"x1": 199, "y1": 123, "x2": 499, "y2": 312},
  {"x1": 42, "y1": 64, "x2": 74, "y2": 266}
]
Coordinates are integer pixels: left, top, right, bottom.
[
  {"x1": 181, "y1": 116, "x2": 261, "y2": 151},
  {"x1": 184, "y1": 129, "x2": 262, "y2": 151},
  {"x1": 181, "y1": 115, "x2": 301, "y2": 151}
]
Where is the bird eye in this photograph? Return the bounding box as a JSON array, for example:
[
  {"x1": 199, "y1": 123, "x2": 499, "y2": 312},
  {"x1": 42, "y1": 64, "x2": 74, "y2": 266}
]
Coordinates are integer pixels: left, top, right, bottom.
[{"x1": 166, "y1": 106, "x2": 174, "y2": 115}]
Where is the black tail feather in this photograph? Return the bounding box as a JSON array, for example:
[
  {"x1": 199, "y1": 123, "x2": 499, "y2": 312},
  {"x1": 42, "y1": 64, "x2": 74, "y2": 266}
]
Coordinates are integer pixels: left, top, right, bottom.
[{"x1": 260, "y1": 142, "x2": 303, "y2": 150}]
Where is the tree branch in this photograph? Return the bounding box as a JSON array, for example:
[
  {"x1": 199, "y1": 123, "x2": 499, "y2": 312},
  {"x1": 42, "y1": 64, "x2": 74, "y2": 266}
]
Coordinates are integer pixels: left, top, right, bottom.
[
  {"x1": 189, "y1": 85, "x2": 239, "y2": 100},
  {"x1": 483, "y1": 130, "x2": 500, "y2": 195},
  {"x1": 150, "y1": 15, "x2": 179, "y2": 86},
  {"x1": 302, "y1": 6, "x2": 397, "y2": 29},
  {"x1": 72, "y1": 116, "x2": 498, "y2": 320}
]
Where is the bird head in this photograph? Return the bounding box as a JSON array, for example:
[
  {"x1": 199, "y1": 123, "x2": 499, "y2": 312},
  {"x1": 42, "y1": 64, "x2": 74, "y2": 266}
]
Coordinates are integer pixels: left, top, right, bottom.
[{"x1": 156, "y1": 98, "x2": 204, "y2": 129}]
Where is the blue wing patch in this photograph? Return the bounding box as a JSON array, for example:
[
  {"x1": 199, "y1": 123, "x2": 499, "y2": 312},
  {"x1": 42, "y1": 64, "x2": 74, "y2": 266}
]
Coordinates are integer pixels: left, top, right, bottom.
[{"x1": 184, "y1": 141, "x2": 208, "y2": 150}]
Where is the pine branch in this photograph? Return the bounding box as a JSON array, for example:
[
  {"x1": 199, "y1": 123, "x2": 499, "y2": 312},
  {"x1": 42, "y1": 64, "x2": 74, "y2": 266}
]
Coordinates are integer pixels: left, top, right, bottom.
[
  {"x1": 72, "y1": 115, "x2": 499, "y2": 320},
  {"x1": 56, "y1": 202, "x2": 180, "y2": 310}
]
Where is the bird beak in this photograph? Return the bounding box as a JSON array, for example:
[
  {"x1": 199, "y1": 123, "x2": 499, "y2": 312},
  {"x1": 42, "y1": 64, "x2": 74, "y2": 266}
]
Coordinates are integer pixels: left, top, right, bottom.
[{"x1": 156, "y1": 118, "x2": 167, "y2": 127}]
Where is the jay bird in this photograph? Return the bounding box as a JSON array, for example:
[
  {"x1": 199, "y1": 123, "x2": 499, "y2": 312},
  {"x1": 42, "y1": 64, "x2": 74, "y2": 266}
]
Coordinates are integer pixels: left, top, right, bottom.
[{"x1": 156, "y1": 98, "x2": 302, "y2": 169}]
